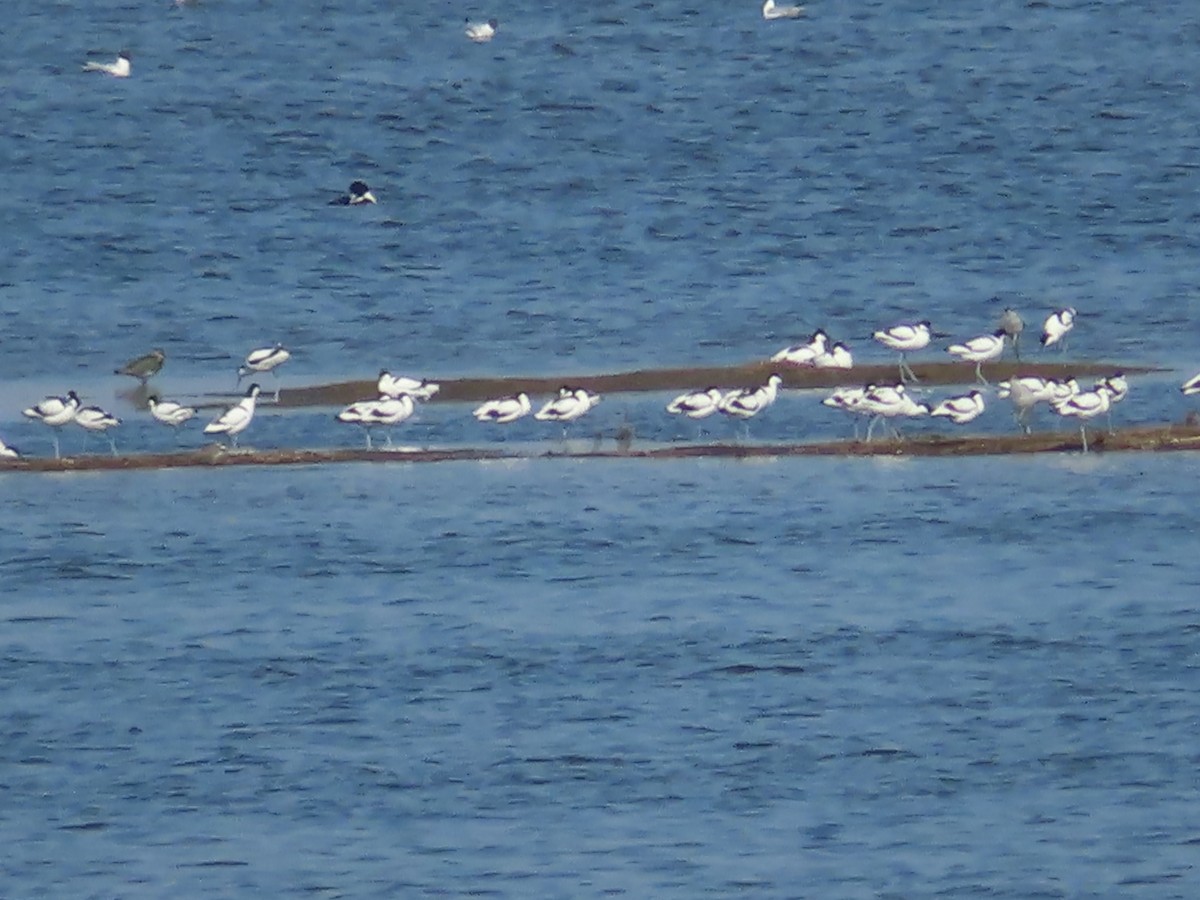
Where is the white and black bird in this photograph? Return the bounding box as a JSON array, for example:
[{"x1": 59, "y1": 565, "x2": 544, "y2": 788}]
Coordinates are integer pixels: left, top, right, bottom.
[
  {"x1": 473, "y1": 392, "x2": 532, "y2": 425},
  {"x1": 1054, "y1": 382, "x2": 1114, "y2": 453},
  {"x1": 771, "y1": 330, "x2": 827, "y2": 366},
  {"x1": 930, "y1": 390, "x2": 986, "y2": 426},
  {"x1": 22, "y1": 391, "x2": 81, "y2": 458},
  {"x1": 947, "y1": 331, "x2": 1006, "y2": 384},
  {"x1": 465, "y1": 17, "x2": 498, "y2": 42},
  {"x1": 377, "y1": 370, "x2": 440, "y2": 401},
  {"x1": 337, "y1": 395, "x2": 415, "y2": 448},
  {"x1": 1096, "y1": 373, "x2": 1128, "y2": 433},
  {"x1": 813, "y1": 341, "x2": 854, "y2": 369},
  {"x1": 822, "y1": 385, "x2": 871, "y2": 439},
  {"x1": 535, "y1": 387, "x2": 601, "y2": 425},
  {"x1": 1182, "y1": 372, "x2": 1200, "y2": 396},
  {"x1": 238, "y1": 344, "x2": 290, "y2": 397},
  {"x1": 204, "y1": 384, "x2": 261, "y2": 448},
  {"x1": 147, "y1": 395, "x2": 196, "y2": 432},
  {"x1": 874, "y1": 321, "x2": 932, "y2": 383},
  {"x1": 667, "y1": 387, "x2": 725, "y2": 419},
  {"x1": 858, "y1": 383, "x2": 929, "y2": 440},
  {"x1": 82, "y1": 50, "x2": 131, "y2": 77},
  {"x1": 75, "y1": 406, "x2": 122, "y2": 456},
  {"x1": 762, "y1": 0, "x2": 804, "y2": 19},
  {"x1": 719, "y1": 375, "x2": 783, "y2": 430},
  {"x1": 331, "y1": 180, "x2": 377, "y2": 206},
  {"x1": 1041, "y1": 308, "x2": 1076, "y2": 349},
  {"x1": 0, "y1": 437, "x2": 19, "y2": 460}
]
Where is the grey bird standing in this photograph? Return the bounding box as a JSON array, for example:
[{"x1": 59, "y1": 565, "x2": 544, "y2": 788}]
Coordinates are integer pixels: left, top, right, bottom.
[
  {"x1": 115, "y1": 348, "x2": 166, "y2": 383},
  {"x1": 998, "y1": 308, "x2": 1024, "y2": 361}
]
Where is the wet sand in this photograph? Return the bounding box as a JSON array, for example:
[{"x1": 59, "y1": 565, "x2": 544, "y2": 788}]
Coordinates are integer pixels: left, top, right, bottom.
[{"x1": 4, "y1": 421, "x2": 1199, "y2": 474}]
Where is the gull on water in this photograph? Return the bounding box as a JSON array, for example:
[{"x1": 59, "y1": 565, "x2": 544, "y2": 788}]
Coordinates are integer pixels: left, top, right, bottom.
[
  {"x1": 337, "y1": 395, "x2": 415, "y2": 448},
  {"x1": 204, "y1": 384, "x2": 261, "y2": 448},
  {"x1": 1054, "y1": 382, "x2": 1114, "y2": 453},
  {"x1": 377, "y1": 370, "x2": 440, "y2": 401},
  {"x1": 762, "y1": 0, "x2": 804, "y2": 19},
  {"x1": 873, "y1": 321, "x2": 931, "y2": 382},
  {"x1": 83, "y1": 50, "x2": 131, "y2": 77},
  {"x1": 1041, "y1": 308, "x2": 1076, "y2": 349},
  {"x1": 473, "y1": 393, "x2": 532, "y2": 424},
  {"x1": 147, "y1": 395, "x2": 197, "y2": 431},
  {"x1": 667, "y1": 387, "x2": 725, "y2": 419},
  {"x1": 331, "y1": 181, "x2": 377, "y2": 206},
  {"x1": 770, "y1": 329, "x2": 828, "y2": 366},
  {"x1": 75, "y1": 406, "x2": 122, "y2": 456},
  {"x1": 115, "y1": 348, "x2": 165, "y2": 383},
  {"x1": 947, "y1": 331, "x2": 1006, "y2": 384},
  {"x1": 465, "y1": 18, "x2": 498, "y2": 42},
  {"x1": 930, "y1": 390, "x2": 986, "y2": 426},
  {"x1": 22, "y1": 390, "x2": 81, "y2": 458}
]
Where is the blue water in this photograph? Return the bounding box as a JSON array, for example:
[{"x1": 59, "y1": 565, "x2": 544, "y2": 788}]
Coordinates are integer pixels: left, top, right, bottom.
[{"x1": 4, "y1": 0, "x2": 1200, "y2": 895}]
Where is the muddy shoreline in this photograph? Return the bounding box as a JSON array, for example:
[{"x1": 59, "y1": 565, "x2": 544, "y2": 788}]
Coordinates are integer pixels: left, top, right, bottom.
[
  {"x1": 273, "y1": 359, "x2": 1157, "y2": 408},
  {"x1": 4, "y1": 421, "x2": 1199, "y2": 474}
]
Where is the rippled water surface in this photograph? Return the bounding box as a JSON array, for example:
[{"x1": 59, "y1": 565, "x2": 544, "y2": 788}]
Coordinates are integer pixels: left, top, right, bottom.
[{"x1": 4, "y1": 0, "x2": 1200, "y2": 896}]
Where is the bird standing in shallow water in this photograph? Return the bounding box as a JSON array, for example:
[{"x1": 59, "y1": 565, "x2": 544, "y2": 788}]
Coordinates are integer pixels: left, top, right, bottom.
[
  {"x1": 115, "y1": 348, "x2": 165, "y2": 383},
  {"x1": 22, "y1": 391, "x2": 81, "y2": 458},
  {"x1": 204, "y1": 384, "x2": 261, "y2": 449},
  {"x1": 75, "y1": 406, "x2": 122, "y2": 456},
  {"x1": 947, "y1": 331, "x2": 1006, "y2": 384},
  {"x1": 998, "y1": 307, "x2": 1025, "y2": 360},
  {"x1": 147, "y1": 395, "x2": 196, "y2": 439},
  {"x1": 1041, "y1": 308, "x2": 1076, "y2": 350},
  {"x1": 238, "y1": 345, "x2": 290, "y2": 399},
  {"x1": 873, "y1": 321, "x2": 931, "y2": 383}
]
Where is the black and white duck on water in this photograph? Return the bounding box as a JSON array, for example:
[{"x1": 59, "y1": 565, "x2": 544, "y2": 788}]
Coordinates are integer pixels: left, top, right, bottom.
[
  {"x1": 331, "y1": 181, "x2": 377, "y2": 205},
  {"x1": 204, "y1": 384, "x2": 261, "y2": 448}
]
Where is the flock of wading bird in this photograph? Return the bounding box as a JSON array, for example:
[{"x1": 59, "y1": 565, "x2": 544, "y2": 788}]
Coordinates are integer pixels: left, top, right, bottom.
[{"x1": 7, "y1": 307, "x2": 1200, "y2": 461}]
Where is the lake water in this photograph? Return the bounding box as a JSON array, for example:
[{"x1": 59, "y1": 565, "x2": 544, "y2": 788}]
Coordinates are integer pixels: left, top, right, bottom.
[{"x1": 3, "y1": 0, "x2": 1200, "y2": 896}]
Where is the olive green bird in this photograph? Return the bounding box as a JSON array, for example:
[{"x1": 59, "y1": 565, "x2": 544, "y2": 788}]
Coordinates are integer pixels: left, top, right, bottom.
[{"x1": 114, "y1": 348, "x2": 166, "y2": 383}]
